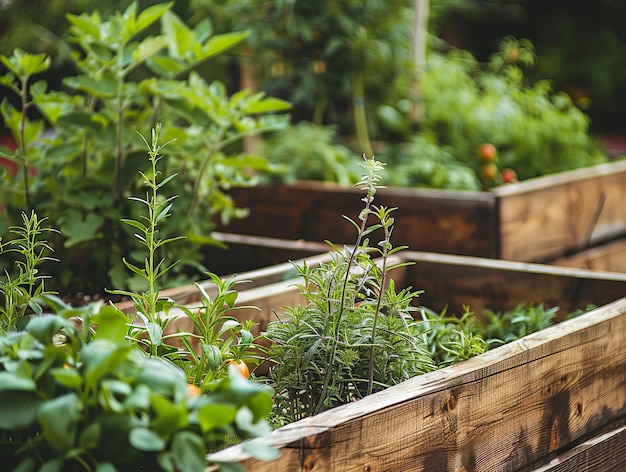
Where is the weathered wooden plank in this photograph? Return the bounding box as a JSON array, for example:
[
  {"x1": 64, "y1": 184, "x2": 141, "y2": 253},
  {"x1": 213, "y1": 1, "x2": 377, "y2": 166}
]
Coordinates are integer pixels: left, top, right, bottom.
[
  {"x1": 528, "y1": 421, "x2": 626, "y2": 472},
  {"x1": 402, "y1": 250, "x2": 626, "y2": 317},
  {"x1": 202, "y1": 232, "x2": 329, "y2": 276},
  {"x1": 552, "y1": 238, "x2": 626, "y2": 273},
  {"x1": 496, "y1": 161, "x2": 626, "y2": 261},
  {"x1": 209, "y1": 298, "x2": 626, "y2": 471},
  {"x1": 115, "y1": 246, "x2": 332, "y2": 314},
  {"x1": 219, "y1": 160, "x2": 626, "y2": 262},
  {"x1": 221, "y1": 182, "x2": 498, "y2": 257}
]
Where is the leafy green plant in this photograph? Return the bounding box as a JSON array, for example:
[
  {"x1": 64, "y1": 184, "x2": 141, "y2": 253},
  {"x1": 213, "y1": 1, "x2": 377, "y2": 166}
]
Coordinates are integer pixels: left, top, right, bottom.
[
  {"x1": 0, "y1": 126, "x2": 276, "y2": 470},
  {"x1": 477, "y1": 302, "x2": 560, "y2": 349},
  {"x1": 419, "y1": 305, "x2": 487, "y2": 368},
  {"x1": 264, "y1": 156, "x2": 438, "y2": 426},
  {"x1": 0, "y1": 211, "x2": 58, "y2": 334},
  {"x1": 0, "y1": 299, "x2": 275, "y2": 471},
  {"x1": 177, "y1": 273, "x2": 261, "y2": 388},
  {"x1": 107, "y1": 124, "x2": 185, "y2": 358},
  {"x1": 380, "y1": 36, "x2": 607, "y2": 189},
  {"x1": 198, "y1": 0, "x2": 415, "y2": 154},
  {"x1": 260, "y1": 121, "x2": 361, "y2": 185},
  {"x1": 98, "y1": 125, "x2": 261, "y2": 391},
  {"x1": 0, "y1": 1, "x2": 291, "y2": 297}
]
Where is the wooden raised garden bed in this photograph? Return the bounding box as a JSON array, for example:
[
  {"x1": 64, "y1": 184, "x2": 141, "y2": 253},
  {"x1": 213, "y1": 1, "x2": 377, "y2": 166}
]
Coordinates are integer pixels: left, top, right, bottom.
[
  {"x1": 123, "y1": 249, "x2": 626, "y2": 339},
  {"x1": 210, "y1": 296, "x2": 626, "y2": 471},
  {"x1": 180, "y1": 250, "x2": 626, "y2": 471},
  {"x1": 217, "y1": 160, "x2": 626, "y2": 263}
]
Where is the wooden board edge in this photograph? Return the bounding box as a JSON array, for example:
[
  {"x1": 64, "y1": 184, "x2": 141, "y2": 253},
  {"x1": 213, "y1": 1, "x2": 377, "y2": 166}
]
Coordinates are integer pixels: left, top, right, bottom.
[{"x1": 207, "y1": 297, "x2": 626, "y2": 469}]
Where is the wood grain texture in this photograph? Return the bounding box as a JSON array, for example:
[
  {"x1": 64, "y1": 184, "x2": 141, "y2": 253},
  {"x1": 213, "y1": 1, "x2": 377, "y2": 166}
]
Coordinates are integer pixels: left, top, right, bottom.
[
  {"x1": 552, "y1": 238, "x2": 626, "y2": 273},
  {"x1": 496, "y1": 160, "x2": 626, "y2": 261},
  {"x1": 209, "y1": 298, "x2": 626, "y2": 471},
  {"x1": 401, "y1": 250, "x2": 626, "y2": 317},
  {"x1": 220, "y1": 182, "x2": 498, "y2": 257},
  {"x1": 219, "y1": 160, "x2": 626, "y2": 262},
  {"x1": 529, "y1": 421, "x2": 626, "y2": 472}
]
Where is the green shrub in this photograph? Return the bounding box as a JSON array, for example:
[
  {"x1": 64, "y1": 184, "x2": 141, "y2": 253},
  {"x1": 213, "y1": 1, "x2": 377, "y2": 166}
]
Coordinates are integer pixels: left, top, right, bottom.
[{"x1": 0, "y1": 2, "x2": 291, "y2": 296}]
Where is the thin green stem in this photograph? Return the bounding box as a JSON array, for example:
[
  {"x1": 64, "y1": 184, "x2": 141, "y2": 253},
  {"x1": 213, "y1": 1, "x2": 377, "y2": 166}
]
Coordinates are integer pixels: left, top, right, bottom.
[
  {"x1": 19, "y1": 75, "x2": 31, "y2": 210},
  {"x1": 368, "y1": 217, "x2": 390, "y2": 395},
  {"x1": 313, "y1": 179, "x2": 375, "y2": 415},
  {"x1": 113, "y1": 45, "x2": 126, "y2": 199},
  {"x1": 188, "y1": 124, "x2": 228, "y2": 218}
]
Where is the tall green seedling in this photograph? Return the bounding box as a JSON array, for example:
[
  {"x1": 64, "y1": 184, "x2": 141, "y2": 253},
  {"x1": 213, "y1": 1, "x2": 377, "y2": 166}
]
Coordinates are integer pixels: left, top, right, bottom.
[
  {"x1": 0, "y1": 211, "x2": 58, "y2": 334},
  {"x1": 265, "y1": 155, "x2": 435, "y2": 425},
  {"x1": 109, "y1": 124, "x2": 183, "y2": 357}
]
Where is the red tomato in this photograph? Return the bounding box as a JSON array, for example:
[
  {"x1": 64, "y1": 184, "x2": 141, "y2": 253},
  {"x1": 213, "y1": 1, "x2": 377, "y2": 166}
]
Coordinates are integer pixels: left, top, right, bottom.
[
  {"x1": 501, "y1": 168, "x2": 518, "y2": 184},
  {"x1": 478, "y1": 143, "x2": 497, "y2": 161}
]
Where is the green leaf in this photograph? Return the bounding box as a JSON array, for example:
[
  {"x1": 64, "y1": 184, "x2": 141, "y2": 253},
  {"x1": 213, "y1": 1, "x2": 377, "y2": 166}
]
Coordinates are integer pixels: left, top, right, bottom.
[
  {"x1": 95, "y1": 464, "x2": 117, "y2": 472},
  {"x1": 150, "y1": 394, "x2": 188, "y2": 437},
  {"x1": 0, "y1": 391, "x2": 42, "y2": 428},
  {"x1": 170, "y1": 431, "x2": 206, "y2": 472},
  {"x1": 66, "y1": 11, "x2": 101, "y2": 38},
  {"x1": 145, "y1": 56, "x2": 185, "y2": 76},
  {"x1": 100, "y1": 379, "x2": 133, "y2": 412},
  {"x1": 235, "y1": 406, "x2": 272, "y2": 438},
  {"x1": 92, "y1": 306, "x2": 128, "y2": 342},
  {"x1": 37, "y1": 393, "x2": 80, "y2": 453},
  {"x1": 161, "y1": 11, "x2": 197, "y2": 60},
  {"x1": 136, "y1": 2, "x2": 172, "y2": 32},
  {"x1": 81, "y1": 339, "x2": 133, "y2": 387},
  {"x1": 146, "y1": 321, "x2": 163, "y2": 346},
  {"x1": 60, "y1": 211, "x2": 104, "y2": 247},
  {"x1": 0, "y1": 372, "x2": 36, "y2": 391},
  {"x1": 26, "y1": 315, "x2": 73, "y2": 346},
  {"x1": 136, "y1": 357, "x2": 186, "y2": 398},
  {"x1": 51, "y1": 367, "x2": 83, "y2": 390},
  {"x1": 203, "y1": 31, "x2": 249, "y2": 60},
  {"x1": 0, "y1": 49, "x2": 50, "y2": 78},
  {"x1": 63, "y1": 72, "x2": 117, "y2": 98},
  {"x1": 242, "y1": 439, "x2": 281, "y2": 461},
  {"x1": 245, "y1": 97, "x2": 292, "y2": 114},
  {"x1": 196, "y1": 403, "x2": 237, "y2": 432},
  {"x1": 123, "y1": 384, "x2": 152, "y2": 410},
  {"x1": 129, "y1": 426, "x2": 166, "y2": 452},
  {"x1": 133, "y1": 35, "x2": 168, "y2": 64}
]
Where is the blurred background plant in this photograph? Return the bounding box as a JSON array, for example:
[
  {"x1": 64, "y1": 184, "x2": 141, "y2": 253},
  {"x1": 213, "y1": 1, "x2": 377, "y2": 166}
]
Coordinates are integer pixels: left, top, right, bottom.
[{"x1": 0, "y1": 1, "x2": 290, "y2": 299}]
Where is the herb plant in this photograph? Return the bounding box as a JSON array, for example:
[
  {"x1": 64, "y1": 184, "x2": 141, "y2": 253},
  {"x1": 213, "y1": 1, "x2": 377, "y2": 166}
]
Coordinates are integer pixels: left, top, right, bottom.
[
  {"x1": 104, "y1": 125, "x2": 261, "y2": 391},
  {"x1": 264, "y1": 156, "x2": 437, "y2": 426},
  {"x1": 477, "y1": 302, "x2": 560, "y2": 349},
  {"x1": 0, "y1": 211, "x2": 58, "y2": 334},
  {"x1": 419, "y1": 306, "x2": 487, "y2": 368}
]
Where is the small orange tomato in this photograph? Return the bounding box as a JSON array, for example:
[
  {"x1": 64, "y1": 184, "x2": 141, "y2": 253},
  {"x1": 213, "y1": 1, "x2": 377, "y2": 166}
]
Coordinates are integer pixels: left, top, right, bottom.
[
  {"x1": 186, "y1": 383, "x2": 201, "y2": 398},
  {"x1": 482, "y1": 162, "x2": 499, "y2": 180},
  {"x1": 501, "y1": 168, "x2": 518, "y2": 184},
  {"x1": 478, "y1": 143, "x2": 497, "y2": 161},
  {"x1": 229, "y1": 360, "x2": 250, "y2": 378}
]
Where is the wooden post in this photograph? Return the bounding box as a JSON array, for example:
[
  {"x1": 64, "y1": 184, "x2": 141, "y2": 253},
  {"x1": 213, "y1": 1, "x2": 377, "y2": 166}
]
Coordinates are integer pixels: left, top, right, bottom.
[
  {"x1": 240, "y1": 46, "x2": 261, "y2": 155},
  {"x1": 411, "y1": 0, "x2": 430, "y2": 127}
]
